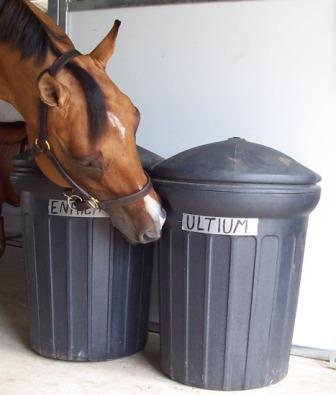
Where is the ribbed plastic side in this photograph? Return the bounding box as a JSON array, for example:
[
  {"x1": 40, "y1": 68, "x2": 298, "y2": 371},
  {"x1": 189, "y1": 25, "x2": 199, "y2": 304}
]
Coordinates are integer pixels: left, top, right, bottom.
[
  {"x1": 158, "y1": 217, "x2": 308, "y2": 391},
  {"x1": 22, "y1": 193, "x2": 153, "y2": 361}
]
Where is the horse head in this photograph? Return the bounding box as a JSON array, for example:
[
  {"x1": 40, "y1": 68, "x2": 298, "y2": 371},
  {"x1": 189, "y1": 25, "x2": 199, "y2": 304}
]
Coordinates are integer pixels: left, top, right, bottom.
[{"x1": 35, "y1": 21, "x2": 166, "y2": 244}]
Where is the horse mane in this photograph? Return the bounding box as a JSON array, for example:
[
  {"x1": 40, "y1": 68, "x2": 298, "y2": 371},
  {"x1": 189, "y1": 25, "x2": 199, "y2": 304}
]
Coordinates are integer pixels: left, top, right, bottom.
[{"x1": 0, "y1": 0, "x2": 107, "y2": 140}]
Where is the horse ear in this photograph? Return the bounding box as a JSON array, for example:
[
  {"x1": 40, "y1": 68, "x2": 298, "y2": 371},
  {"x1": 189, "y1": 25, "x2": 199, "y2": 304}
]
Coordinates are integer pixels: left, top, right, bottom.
[
  {"x1": 38, "y1": 73, "x2": 69, "y2": 108},
  {"x1": 90, "y1": 20, "x2": 121, "y2": 68}
]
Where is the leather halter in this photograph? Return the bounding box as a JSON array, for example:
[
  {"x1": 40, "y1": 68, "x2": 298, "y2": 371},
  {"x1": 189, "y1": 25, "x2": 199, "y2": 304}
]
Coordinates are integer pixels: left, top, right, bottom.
[{"x1": 31, "y1": 49, "x2": 152, "y2": 212}]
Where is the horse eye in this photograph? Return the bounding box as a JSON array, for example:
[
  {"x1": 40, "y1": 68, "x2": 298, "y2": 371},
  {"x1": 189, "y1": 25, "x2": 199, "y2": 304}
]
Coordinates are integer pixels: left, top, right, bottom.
[
  {"x1": 77, "y1": 156, "x2": 103, "y2": 170},
  {"x1": 83, "y1": 161, "x2": 95, "y2": 168}
]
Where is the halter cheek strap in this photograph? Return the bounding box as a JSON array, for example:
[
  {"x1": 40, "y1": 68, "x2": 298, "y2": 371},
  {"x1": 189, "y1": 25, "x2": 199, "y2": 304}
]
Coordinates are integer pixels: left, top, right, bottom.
[{"x1": 31, "y1": 49, "x2": 152, "y2": 212}]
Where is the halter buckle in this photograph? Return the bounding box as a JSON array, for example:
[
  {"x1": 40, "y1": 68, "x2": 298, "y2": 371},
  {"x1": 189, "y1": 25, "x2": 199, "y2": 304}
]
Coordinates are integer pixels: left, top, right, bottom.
[{"x1": 87, "y1": 197, "x2": 100, "y2": 209}]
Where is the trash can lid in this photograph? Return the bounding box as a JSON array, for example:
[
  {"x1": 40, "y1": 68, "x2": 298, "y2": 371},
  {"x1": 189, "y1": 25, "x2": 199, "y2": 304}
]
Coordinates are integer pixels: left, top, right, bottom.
[
  {"x1": 12, "y1": 146, "x2": 163, "y2": 174},
  {"x1": 137, "y1": 146, "x2": 164, "y2": 171},
  {"x1": 11, "y1": 150, "x2": 41, "y2": 174},
  {"x1": 151, "y1": 137, "x2": 321, "y2": 185}
]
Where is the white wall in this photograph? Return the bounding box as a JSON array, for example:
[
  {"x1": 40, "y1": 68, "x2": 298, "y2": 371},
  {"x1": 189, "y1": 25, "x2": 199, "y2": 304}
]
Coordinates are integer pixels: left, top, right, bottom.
[
  {"x1": 69, "y1": 0, "x2": 333, "y2": 350},
  {"x1": 0, "y1": 101, "x2": 22, "y2": 121}
]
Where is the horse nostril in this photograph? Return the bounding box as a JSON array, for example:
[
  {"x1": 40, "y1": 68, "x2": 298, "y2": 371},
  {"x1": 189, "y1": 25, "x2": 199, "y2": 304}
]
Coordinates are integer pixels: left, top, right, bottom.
[{"x1": 139, "y1": 230, "x2": 161, "y2": 244}]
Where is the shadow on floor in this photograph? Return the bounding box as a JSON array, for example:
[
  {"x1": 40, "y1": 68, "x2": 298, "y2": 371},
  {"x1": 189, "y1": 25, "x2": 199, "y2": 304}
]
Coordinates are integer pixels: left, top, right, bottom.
[
  {"x1": 0, "y1": 245, "x2": 30, "y2": 348},
  {"x1": 142, "y1": 331, "x2": 162, "y2": 374}
]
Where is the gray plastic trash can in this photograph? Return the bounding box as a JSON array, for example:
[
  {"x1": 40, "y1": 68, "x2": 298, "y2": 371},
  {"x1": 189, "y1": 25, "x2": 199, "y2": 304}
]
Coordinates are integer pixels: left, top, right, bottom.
[
  {"x1": 151, "y1": 138, "x2": 321, "y2": 391},
  {"x1": 11, "y1": 146, "x2": 163, "y2": 361}
]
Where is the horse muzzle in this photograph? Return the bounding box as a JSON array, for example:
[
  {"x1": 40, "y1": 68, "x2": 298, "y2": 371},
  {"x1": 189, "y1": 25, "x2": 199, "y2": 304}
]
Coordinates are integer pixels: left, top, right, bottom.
[
  {"x1": 107, "y1": 198, "x2": 166, "y2": 245},
  {"x1": 137, "y1": 206, "x2": 166, "y2": 244}
]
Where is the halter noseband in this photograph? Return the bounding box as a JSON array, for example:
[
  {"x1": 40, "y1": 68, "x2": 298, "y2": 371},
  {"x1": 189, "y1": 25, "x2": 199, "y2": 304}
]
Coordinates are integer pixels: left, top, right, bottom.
[{"x1": 31, "y1": 49, "x2": 152, "y2": 212}]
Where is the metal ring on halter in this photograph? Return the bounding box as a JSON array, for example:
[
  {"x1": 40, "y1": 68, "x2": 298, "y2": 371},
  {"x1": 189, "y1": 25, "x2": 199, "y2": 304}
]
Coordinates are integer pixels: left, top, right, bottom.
[
  {"x1": 63, "y1": 191, "x2": 100, "y2": 210},
  {"x1": 63, "y1": 191, "x2": 84, "y2": 209},
  {"x1": 34, "y1": 138, "x2": 51, "y2": 154}
]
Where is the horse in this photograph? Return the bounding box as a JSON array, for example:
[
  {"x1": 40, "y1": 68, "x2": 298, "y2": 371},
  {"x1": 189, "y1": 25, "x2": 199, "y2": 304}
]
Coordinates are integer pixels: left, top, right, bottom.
[
  {"x1": 0, "y1": 122, "x2": 26, "y2": 257},
  {"x1": 0, "y1": 0, "x2": 165, "y2": 245}
]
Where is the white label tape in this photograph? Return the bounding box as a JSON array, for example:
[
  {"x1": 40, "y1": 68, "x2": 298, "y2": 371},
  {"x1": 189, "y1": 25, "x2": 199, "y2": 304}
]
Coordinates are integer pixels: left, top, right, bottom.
[
  {"x1": 182, "y1": 213, "x2": 258, "y2": 236},
  {"x1": 48, "y1": 200, "x2": 108, "y2": 218}
]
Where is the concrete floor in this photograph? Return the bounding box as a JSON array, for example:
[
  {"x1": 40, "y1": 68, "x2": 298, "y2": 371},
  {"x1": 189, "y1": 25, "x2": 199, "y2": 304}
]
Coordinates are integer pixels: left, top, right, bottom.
[{"x1": 0, "y1": 246, "x2": 335, "y2": 395}]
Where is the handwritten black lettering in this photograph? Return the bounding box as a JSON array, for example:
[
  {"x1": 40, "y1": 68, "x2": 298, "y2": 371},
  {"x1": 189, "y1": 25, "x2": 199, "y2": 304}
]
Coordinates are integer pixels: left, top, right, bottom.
[
  {"x1": 205, "y1": 217, "x2": 216, "y2": 232},
  {"x1": 186, "y1": 215, "x2": 195, "y2": 230},
  {"x1": 223, "y1": 219, "x2": 233, "y2": 234},
  {"x1": 234, "y1": 219, "x2": 248, "y2": 234},
  {"x1": 50, "y1": 201, "x2": 58, "y2": 215},
  {"x1": 182, "y1": 213, "x2": 258, "y2": 236},
  {"x1": 60, "y1": 201, "x2": 70, "y2": 214},
  {"x1": 197, "y1": 216, "x2": 205, "y2": 231}
]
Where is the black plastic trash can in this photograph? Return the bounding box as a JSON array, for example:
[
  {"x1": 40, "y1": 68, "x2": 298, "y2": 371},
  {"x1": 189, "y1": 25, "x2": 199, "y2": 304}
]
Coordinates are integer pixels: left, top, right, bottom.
[
  {"x1": 11, "y1": 146, "x2": 162, "y2": 361},
  {"x1": 151, "y1": 138, "x2": 321, "y2": 391}
]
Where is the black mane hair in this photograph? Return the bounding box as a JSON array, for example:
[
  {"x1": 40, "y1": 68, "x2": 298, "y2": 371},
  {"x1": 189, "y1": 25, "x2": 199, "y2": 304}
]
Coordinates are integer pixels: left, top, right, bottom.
[{"x1": 0, "y1": 0, "x2": 107, "y2": 140}]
